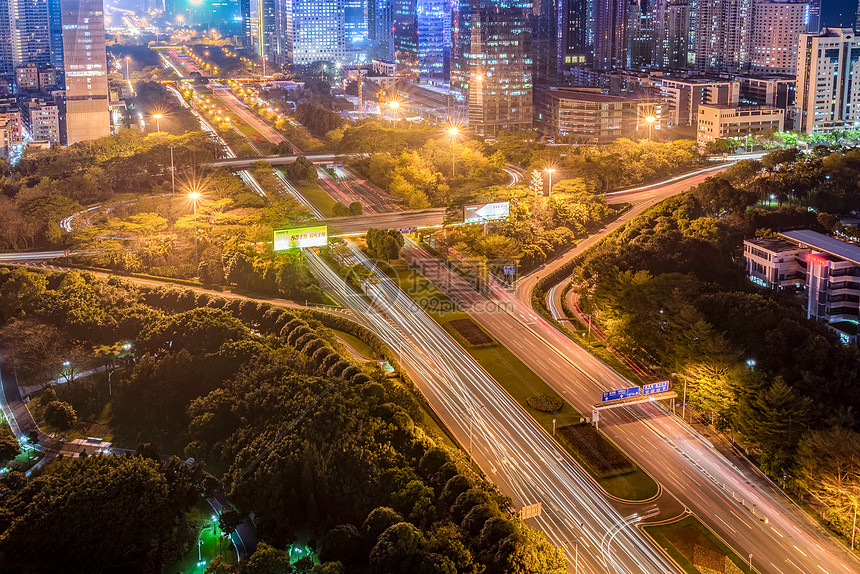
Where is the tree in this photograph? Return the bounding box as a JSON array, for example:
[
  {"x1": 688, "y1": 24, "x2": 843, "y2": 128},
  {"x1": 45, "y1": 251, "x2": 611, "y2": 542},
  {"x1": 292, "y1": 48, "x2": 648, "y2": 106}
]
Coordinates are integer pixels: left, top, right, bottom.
[
  {"x1": 0, "y1": 455, "x2": 201, "y2": 572},
  {"x1": 705, "y1": 138, "x2": 738, "y2": 155},
  {"x1": 795, "y1": 427, "x2": 860, "y2": 542},
  {"x1": 286, "y1": 156, "x2": 319, "y2": 181},
  {"x1": 0, "y1": 429, "x2": 19, "y2": 464},
  {"x1": 44, "y1": 400, "x2": 77, "y2": 430},
  {"x1": 243, "y1": 542, "x2": 294, "y2": 574},
  {"x1": 736, "y1": 378, "x2": 812, "y2": 475},
  {"x1": 225, "y1": 252, "x2": 254, "y2": 289},
  {"x1": 218, "y1": 508, "x2": 245, "y2": 536}
]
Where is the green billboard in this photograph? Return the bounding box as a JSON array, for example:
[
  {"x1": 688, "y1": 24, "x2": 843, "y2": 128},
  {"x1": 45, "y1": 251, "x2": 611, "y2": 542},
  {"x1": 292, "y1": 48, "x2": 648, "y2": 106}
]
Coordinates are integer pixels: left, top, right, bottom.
[{"x1": 273, "y1": 225, "x2": 328, "y2": 250}]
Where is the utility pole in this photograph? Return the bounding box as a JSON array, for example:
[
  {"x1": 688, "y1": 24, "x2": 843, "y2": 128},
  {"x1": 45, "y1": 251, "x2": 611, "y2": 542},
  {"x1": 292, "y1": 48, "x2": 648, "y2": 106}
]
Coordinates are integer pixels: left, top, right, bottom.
[
  {"x1": 169, "y1": 145, "x2": 176, "y2": 195},
  {"x1": 357, "y1": 67, "x2": 363, "y2": 120},
  {"x1": 682, "y1": 374, "x2": 688, "y2": 423}
]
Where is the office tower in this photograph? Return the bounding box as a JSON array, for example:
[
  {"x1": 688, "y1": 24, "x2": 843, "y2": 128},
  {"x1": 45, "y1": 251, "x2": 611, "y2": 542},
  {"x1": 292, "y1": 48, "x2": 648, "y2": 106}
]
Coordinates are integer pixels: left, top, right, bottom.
[
  {"x1": 257, "y1": 0, "x2": 278, "y2": 63},
  {"x1": 530, "y1": 0, "x2": 557, "y2": 86},
  {"x1": 695, "y1": 0, "x2": 753, "y2": 73},
  {"x1": 394, "y1": 0, "x2": 418, "y2": 72},
  {"x1": 749, "y1": 0, "x2": 811, "y2": 75},
  {"x1": 369, "y1": 0, "x2": 395, "y2": 59},
  {"x1": 653, "y1": 0, "x2": 691, "y2": 69},
  {"x1": 284, "y1": 0, "x2": 347, "y2": 66},
  {"x1": 11, "y1": 0, "x2": 52, "y2": 68},
  {"x1": 559, "y1": 0, "x2": 590, "y2": 73},
  {"x1": 239, "y1": 0, "x2": 252, "y2": 48},
  {"x1": 806, "y1": 0, "x2": 819, "y2": 31},
  {"x1": 593, "y1": 0, "x2": 628, "y2": 70},
  {"x1": 417, "y1": 0, "x2": 451, "y2": 81},
  {"x1": 795, "y1": 28, "x2": 860, "y2": 134},
  {"x1": 48, "y1": 0, "x2": 63, "y2": 69},
  {"x1": 345, "y1": 0, "x2": 367, "y2": 46},
  {"x1": 61, "y1": 0, "x2": 110, "y2": 144},
  {"x1": 452, "y1": 0, "x2": 533, "y2": 135}
]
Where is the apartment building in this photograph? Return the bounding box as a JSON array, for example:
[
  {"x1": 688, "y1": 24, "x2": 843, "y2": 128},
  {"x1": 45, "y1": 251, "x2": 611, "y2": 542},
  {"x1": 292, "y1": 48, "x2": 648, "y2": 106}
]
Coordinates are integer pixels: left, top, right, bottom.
[{"x1": 23, "y1": 98, "x2": 60, "y2": 143}]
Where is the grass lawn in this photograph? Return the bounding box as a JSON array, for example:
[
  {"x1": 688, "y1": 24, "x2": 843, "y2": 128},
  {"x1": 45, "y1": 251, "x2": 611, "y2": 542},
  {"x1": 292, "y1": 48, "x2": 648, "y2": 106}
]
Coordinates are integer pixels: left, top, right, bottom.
[
  {"x1": 385, "y1": 259, "x2": 658, "y2": 500},
  {"x1": 2, "y1": 449, "x2": 43, "y2": 474},
  {"x1": 645, "y1": 516, "x2": 752, "y2": 574},
  {"x1": 330, "y1": 328, "x2": 377, "y2": 361},
  {"x1": 292, "y1": 180, "x2": 339, "y2": 217},
  {"x1": 165, "y1": 499, "x2": 237, "y2": 574}
]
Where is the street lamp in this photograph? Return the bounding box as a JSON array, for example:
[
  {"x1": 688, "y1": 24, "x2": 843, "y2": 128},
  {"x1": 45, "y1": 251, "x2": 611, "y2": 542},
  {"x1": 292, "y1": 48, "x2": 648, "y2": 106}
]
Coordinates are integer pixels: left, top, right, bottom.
[
  {"x1": 644, "y1": 115, "x2": 656, "y2": 141},
  {"x1": 152, "y1": 113, "x2": 163, "y2": 132},
  {"x1": 448, "y1": 126, "x2": 460, "y2": 178},
  {"x1": 188, "y1": 191, "x2": 201, "y2": 271},
  {"x1": 125, "y1": 56, "x2": 131, "y2": 81},
  {"x1": 388, "y1": 100, "x2": 400, "y2": 125},
  {"x1": 544, "y1": 167, "x2": 556, "y2": 197}
]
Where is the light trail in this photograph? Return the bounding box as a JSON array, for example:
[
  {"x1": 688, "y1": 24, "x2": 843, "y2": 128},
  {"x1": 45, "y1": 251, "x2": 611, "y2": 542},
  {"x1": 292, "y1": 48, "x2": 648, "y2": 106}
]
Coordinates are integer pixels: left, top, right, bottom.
[{"x1": 303, "y1": 244, "x2": 684, "y2": 574}]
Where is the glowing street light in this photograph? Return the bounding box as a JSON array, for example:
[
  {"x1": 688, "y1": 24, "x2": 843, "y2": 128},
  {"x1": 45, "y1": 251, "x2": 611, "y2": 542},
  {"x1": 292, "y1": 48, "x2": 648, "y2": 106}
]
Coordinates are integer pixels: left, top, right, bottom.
[
  {"x1": 188, "y1": 191, "x2": 202, "y2": 270},
  {"x1": 644, "y1": 115, "x2": 656, "y2": 141},
  {"x1": 152, "y1": 113, "x2": 163, "y2": 132},
  {"x1": 448, "y1": 126, "x2": 460, "y2": 178},
  {"x1": 545, "y1": 167, "x2": 556, "y2": 197}
]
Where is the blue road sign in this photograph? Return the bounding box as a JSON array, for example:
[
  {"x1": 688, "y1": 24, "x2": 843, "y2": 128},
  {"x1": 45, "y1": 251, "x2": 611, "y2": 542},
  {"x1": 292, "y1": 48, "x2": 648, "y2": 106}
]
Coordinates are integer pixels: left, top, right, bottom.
[
  {"x1": 643, "y1": 381, "x2": 669, "y2": 395},
  {"x1": 602, "y1": 386, "x2": 640, "y2": 402},
  {"x1": 503, "y1": 265, "x2": 517, "y2": 276}
]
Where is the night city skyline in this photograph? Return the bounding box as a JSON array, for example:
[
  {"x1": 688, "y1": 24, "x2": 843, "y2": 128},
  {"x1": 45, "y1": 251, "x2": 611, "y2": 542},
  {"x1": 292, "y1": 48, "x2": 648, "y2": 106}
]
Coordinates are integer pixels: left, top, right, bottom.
[{"x1": 2, "y1": 1, "x2": 860, "y2": 574}]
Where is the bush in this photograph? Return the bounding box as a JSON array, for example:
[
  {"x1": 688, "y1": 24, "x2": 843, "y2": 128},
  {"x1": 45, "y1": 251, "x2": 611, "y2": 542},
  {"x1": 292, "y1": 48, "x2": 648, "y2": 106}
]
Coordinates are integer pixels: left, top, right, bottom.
[
  {"x1": 526, "y1": 394, "x2": 563, "y2": 412},
  {"x1": 44, "y1": 400, "x2": 77, "y2": 430},
  {"x1": 556, "y1": 423, "x2": 635, "y2": 478}
]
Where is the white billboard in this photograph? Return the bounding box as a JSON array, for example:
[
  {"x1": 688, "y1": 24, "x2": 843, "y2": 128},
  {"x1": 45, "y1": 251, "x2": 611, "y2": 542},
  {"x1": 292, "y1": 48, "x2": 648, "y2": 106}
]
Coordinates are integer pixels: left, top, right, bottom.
[{"x1": 463, "y1": 201, "x2": 510, "y2": 224}]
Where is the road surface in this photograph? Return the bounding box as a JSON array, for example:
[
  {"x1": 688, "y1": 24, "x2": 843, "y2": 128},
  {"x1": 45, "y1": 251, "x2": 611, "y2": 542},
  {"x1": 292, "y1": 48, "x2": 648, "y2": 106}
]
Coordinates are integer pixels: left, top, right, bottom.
[
  {"x1": 327, "y1": 208, "x2": 446, "y2": 236},
  {"x1": 304, "y1": 245, "x2": 685, "y2": 574}
]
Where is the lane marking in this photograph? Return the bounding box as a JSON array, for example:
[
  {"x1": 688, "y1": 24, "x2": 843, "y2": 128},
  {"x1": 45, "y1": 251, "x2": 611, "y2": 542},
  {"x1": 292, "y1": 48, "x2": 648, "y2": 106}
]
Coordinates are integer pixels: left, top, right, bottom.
[
  {"x1": 715, "y1": 514, "x2": 737, "y2": 533},
  {"x1": 794, "y1": 545, "x2": 807, "y2": 557}
]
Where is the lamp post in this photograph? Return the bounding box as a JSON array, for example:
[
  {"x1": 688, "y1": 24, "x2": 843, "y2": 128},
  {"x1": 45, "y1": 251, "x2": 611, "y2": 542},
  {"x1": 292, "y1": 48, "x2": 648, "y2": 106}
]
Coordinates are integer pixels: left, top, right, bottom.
[
  {"x1": 169, "y1": 145, "x2": 176, "y2": 195},
  {"x1": 645, "y1": 115, "x2": 656, "y2": 141},
  {"x1": 188, "y1": 191, "x2": 201, "y2": 270},
  {"x1": 681, "y1": 374, "x2": 688, "y2": 423},
  {"x1": 545, "y1": 167, "x2": 556, "y2": 197},
  {"x1": 152, "y1": 113, "x2": 163, "y2": 132},
  {"x1": 125, "y1": 56, "x2": 130, "y2": 81},
  {"x1": 448, "y1": 127, "x2": 459, "y2": 178},
  {"x1": 388, "y1": 100, "x2": 400, "y2": 126}
]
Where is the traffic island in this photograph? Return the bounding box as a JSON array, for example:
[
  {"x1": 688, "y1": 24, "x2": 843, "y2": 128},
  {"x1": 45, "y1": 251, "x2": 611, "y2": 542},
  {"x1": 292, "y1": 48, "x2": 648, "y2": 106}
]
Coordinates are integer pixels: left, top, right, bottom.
[{"x1": 644, "y1": 516, "x2": 753, "y2": 574}]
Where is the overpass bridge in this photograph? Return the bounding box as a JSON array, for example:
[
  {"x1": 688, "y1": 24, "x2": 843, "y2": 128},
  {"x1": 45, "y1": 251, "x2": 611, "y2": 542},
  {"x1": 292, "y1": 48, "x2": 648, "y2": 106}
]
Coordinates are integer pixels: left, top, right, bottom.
[{"x1": 203, "y1": 153, "x2": 369, "y2": 170}]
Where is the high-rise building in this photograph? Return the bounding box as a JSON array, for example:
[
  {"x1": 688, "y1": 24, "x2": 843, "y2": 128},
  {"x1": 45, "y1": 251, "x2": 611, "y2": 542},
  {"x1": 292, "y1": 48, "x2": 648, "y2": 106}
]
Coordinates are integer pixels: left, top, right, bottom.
[
  {"x1": 559, "y1": 0, "x2": 590, "y2": 75},
  {"x1": 369, "y1": 0, "x2": 395, "y2": 59},
  {"x1": 345, "y1": 0, "x2": 367, "y2": 46},
  {"x1": 284, "y1": 0, "x2": 347, "y2": 66},
  {"x1": 257, "y1": 0, "x2": 278, "y2": 64},
  {"x1": 530, "y1": 0, "x2": 559, "y2": 86},
  {"x1": 749, "y1": 0, "x2": 811, "y2": 75},
  {"x1": 695, "y1": 0, "x2": 753, "y2": 73},
  {"x1": 593, "y1": 0, "x2": 628, "y2": 70},
  {"x1": 795, "y1": 28, "x2": 860, "y2": 134},
  {"x1": 61, "y1": 0, "x2": 110, "y2": 144},
  {"x1": 48, "y1": 0, "x2": 63, "y2": 69},
  {"x1": 239, "y1": 0, "x2": 252, "y2": 49},
  {"x1": 653, "y1": 0, "x2": 691, "y2": 70},
  {"x1": 0, "y1": 0, "x2": 12, "y2": 82},
  {"x1": 627, "y1": 0, "x2": 655, "y2": 69},
  {"x1": 394, "y1": 0, "x2": 418, "y2": 72},
  {"x1": 11, "y1": 0, "x2": 52, "y2": 69},
  {"x1": 417, "y1": 0, "x2": 451, "y2": 81},
  {"x1": 452, "y1": 0, "x2": 533, "y2": 135}
]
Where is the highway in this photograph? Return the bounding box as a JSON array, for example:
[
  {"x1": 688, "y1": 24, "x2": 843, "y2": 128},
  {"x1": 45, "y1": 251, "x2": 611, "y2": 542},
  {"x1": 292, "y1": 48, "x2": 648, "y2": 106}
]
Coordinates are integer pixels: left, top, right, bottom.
[
  {"x1": 304, "y1": 244, "x2": 685, "y2": 574},
  {"x1": 327, "y1": 208, "x2": 445, "y2": 236},
  {"x1": 396, "y1": 157, "x2": 860, "y2": 574},
  {"x1": 315, "y1": 165, "x2": 402, "y2": 214},
  {"x1": 209, "y1": 84, "x2": 296, "y2": 151}
]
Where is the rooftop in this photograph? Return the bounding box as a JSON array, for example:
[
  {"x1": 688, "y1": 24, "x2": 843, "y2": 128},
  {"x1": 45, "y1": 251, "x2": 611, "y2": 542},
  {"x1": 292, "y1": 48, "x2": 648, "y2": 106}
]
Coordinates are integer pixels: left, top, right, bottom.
[
  {"x1": 780, "y1": 230, "x2": 860, "y2": 265},
  {"x1": 545, "y1": 88, "x2": 659, "y2": 103},
  {"x1": 747, "y1": 237, "x2": 805, "y2": 253}
]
